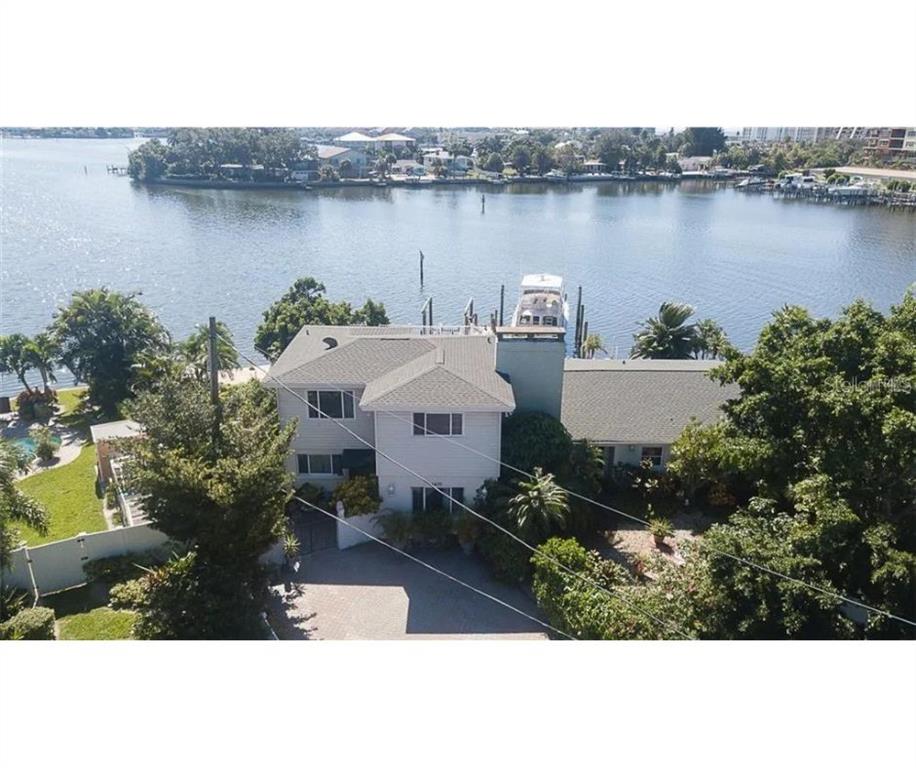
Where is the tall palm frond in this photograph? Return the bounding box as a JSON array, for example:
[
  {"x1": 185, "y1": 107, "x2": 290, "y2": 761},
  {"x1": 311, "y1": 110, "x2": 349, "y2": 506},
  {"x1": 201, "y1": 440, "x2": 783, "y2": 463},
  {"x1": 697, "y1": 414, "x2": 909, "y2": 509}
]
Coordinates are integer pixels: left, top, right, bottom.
[{"x1": 631, "y1": 301, "x2": 697, "y2": 359}]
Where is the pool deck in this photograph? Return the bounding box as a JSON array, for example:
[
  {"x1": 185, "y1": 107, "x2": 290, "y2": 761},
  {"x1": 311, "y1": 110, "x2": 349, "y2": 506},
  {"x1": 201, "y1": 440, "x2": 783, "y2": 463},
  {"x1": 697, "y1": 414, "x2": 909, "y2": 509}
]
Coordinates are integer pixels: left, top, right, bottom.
[{"x1": 1, "y1": 414, "x2": 84, "y2": 477}]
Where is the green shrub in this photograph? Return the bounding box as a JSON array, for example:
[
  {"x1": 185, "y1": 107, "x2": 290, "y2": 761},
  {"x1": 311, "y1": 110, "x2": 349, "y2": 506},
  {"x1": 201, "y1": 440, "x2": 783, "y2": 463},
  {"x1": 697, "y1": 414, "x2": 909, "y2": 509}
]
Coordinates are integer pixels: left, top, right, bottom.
[
  {"x1": 477, "y1": 521, "x2": 532, "y2": 583},
  {"x1": 501, "y1": 411, "x2": 573, "y2": 475},
  {"x1": 104, "y1": 482, "x2": 120, "y2": 510},
  {"x1": 0, "y1": 606, "x2": 56, "y2": 640},
  {"x1": 295, "y1": 481, "x2": 326, "y2": 508},
  {"x1": 452, "y1": 511, "x2": 481, "y2": 545},
  {"x1": 375, "y1": 511, "x2": 413, "y2": 548},
  {"x1": 84, "y1": 552, "x2": 162, "y2": 586},
  {"x1": 109, "y1": 578, "x2": 148, "y2": 610},
  {"x1": 329, "y1": 475, "x2": 381, "y2": 517},
  {"x1": 0, "y1": 586, "x2": 29, "y2": 623},
  {"x1": 31, "y1": 426, "x2": 57, "y2": 462},
  {"x1": 411, "y1": 506, "x2": 454, "y2": 549},
  {"x1": 111, "y1": 552, "x2": 265, "y2": 639}
]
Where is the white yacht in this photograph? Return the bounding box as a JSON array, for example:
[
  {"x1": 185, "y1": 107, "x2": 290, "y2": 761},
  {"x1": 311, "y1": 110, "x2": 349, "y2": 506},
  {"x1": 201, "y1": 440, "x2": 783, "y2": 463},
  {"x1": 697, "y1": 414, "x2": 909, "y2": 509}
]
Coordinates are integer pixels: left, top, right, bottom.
[{"x1": 510, "y1": 274, "x2": 569, "y2": 328}]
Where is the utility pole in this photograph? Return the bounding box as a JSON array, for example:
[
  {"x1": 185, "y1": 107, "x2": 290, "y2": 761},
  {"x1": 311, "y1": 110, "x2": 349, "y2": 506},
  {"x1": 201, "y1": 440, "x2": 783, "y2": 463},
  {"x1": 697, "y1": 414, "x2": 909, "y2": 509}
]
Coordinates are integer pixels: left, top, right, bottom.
[{"x1": 208, "y1": 316, "x2": 221, "y2": 443}]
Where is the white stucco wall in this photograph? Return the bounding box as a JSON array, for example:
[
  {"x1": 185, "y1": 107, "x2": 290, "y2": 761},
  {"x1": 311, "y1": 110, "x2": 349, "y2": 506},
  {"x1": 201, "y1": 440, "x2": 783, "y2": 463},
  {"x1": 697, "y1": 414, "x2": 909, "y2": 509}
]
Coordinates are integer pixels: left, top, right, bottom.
[{"x1": 374, "y1": 410, "x2": 503, "y2": 512}]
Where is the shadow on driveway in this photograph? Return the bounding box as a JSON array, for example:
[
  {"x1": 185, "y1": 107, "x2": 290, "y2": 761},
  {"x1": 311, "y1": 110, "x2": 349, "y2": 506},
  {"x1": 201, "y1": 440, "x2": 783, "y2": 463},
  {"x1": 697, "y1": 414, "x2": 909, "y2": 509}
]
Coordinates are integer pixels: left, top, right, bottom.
[{"x1": 268, "y1": 543, "x2": 550, "y2": 640}]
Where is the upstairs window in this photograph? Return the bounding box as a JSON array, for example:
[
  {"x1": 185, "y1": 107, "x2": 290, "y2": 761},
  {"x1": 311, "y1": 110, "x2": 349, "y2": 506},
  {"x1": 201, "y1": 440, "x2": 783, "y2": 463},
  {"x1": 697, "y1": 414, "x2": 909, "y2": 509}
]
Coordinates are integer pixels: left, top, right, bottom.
[
  {"x1": 413, "y1": 413, "x2": 463, "y2": 436},
  {"x1": 307, "y1": 390, "x2": 355, "y2": 419},
  {"x1": 297, "y1": 454, "x2": 343, "y2": 475}
]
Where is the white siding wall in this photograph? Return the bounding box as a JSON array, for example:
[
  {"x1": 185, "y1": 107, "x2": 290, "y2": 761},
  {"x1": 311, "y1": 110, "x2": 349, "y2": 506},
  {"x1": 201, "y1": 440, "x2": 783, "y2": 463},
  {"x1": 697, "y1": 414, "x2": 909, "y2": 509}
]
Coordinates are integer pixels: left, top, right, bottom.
[
  {"x1": 374, "y1": 410, "x2": 503, "y2": 512},
  {"x1": 277, "y1": 386, "x2": 375, "y2": 487}
]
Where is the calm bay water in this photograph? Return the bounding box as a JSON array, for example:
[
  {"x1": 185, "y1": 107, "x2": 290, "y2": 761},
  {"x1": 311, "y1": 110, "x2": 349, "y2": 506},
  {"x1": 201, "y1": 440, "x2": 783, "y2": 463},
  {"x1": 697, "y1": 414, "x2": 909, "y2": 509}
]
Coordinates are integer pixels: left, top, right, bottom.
[{"x1": 1, "y1": 138, "x2": 914, "y2": 393}]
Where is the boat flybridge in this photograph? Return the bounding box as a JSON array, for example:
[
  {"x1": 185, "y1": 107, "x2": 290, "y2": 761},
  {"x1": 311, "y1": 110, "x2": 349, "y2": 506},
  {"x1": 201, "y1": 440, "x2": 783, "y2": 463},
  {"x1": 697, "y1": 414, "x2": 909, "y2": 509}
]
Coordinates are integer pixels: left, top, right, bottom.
[{"x1": 510, "y1": 273, "x2": 569, "y2": 329}]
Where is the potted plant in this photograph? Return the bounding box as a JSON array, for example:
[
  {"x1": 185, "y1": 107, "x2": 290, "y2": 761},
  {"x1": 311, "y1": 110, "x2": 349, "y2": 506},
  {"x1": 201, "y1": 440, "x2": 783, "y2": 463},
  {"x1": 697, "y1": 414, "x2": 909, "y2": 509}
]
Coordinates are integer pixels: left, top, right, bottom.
[
  {"x1": 649, "y1": 516, "x2": 673, "y2": 548},
  {"x1": 452, "y1": 512, "x2": 480, "y2": 555},
  {"x1": 375, "y1": 511, "x2": 413, "y2": 550}
]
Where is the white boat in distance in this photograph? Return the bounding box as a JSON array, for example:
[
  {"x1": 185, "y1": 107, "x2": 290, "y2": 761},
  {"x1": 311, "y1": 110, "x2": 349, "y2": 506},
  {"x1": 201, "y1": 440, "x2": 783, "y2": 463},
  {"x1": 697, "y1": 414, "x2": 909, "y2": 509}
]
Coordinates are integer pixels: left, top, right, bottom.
[{"x1": 510, "y1": 273, "x2": 570, "y2": 328}]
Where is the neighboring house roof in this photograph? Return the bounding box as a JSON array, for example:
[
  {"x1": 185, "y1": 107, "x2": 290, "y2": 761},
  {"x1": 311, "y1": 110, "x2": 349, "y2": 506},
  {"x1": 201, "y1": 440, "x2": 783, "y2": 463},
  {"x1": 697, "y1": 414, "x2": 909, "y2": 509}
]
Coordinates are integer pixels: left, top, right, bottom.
[
  {"x1": 375, "y1": 133, "x2": 415, "y2": 142},
  {"x1": 89, "y1": 419, "x2": 143, "y2": 443},
  {"x1": 335, "y1": 131, "x2": 375, "y2": 142},
  {"x1": 561, "y1": 359, "x2": 738, "y2": 444},
  {"x1": 265, "y1": 327, "x2": 515, "y2": 411},
  {"x1": 316, "y1": 144, "x2": 358, "y2": 160}
]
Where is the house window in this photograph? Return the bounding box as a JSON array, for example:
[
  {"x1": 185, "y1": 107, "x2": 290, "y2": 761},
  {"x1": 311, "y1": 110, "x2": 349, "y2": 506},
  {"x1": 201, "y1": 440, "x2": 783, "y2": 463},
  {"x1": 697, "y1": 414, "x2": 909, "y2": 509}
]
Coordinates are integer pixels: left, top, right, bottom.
[
  {"x1": 297, "y1": 454, "x2": 343, "y2": 475},
  {"x1": 307, "y1": 390, "x2": 355, "y2": 419},
  {"x1": 411, "y1": 486, "x2": 465, "y2": 513},
  {"x1": 412, "y1": 413, "x2": 463, "y2": 436},
  {"x1": 640, "y1": 446, "x2": 664, "y2": 468}
]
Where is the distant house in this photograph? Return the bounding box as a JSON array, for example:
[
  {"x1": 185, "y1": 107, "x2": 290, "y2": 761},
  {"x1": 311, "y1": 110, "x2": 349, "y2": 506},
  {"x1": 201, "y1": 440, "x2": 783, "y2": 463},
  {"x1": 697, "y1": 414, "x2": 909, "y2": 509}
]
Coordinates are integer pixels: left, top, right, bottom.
[
  {"x1": 264, "y1": 326, "x2": 515, "y2": 513},
  {"x1": 419, "y1": 149, "x2": 472, "y2": 174},
  {"x1": 334, "y1": 131, "x2": 416, "y2": 152},
  {"x1": 316, "y1": 144, "x2": 368, "y2": 177},
  {"x1": 583, "y1": 159, "x2": 607, "y2": 174},
  {"x1": 334, "y1": 131, "x2": 377, "y2": 149},
  {"x1": 561, "y1": 359, "x2": 737, "y2": 471},
  {"x1": 392, "y1": 159, "x2": 426, "y2": 176},
  {"x1": 677, "y1": 156, "x2": 713, "y2": 172},
  {"x1": 373, "y1": 133, "x2": 416, "y2": 151}
]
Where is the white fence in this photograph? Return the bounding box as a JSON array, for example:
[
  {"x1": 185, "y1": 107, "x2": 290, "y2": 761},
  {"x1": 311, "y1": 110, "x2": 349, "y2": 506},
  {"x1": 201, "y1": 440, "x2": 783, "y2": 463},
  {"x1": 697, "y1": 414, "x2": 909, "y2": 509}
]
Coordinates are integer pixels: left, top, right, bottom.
[
  {"x1": 4, "y1": 524, "x2": 170, "y2": 596},
  {"x1": 4, "y1": 523, "x2": 289, "y2": 598}
]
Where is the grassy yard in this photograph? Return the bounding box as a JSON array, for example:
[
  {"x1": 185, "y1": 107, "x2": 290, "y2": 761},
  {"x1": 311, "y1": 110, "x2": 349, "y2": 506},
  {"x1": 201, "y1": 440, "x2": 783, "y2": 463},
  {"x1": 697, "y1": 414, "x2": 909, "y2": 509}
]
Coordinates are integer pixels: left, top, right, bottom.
[
  {"x1": 15, "y1": 444, "x2": 106, "y2": 545},
  {"x1": 56, "y1": 387, "x2": 87, "y2": 416},
  {"x1": 57, "y1": 607, "x2": 136, "y2": 640}
]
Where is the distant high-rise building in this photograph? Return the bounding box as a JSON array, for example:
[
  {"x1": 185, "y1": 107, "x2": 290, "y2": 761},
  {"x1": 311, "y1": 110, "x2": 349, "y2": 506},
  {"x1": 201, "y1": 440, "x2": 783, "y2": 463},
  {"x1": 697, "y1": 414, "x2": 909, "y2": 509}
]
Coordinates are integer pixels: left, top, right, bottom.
[
  {"x1": 739, "y1": 127, "x2": 845, "y2": 143},
  {"x1": 862, "y1": 127, "x2": 916, "y2": 156}
]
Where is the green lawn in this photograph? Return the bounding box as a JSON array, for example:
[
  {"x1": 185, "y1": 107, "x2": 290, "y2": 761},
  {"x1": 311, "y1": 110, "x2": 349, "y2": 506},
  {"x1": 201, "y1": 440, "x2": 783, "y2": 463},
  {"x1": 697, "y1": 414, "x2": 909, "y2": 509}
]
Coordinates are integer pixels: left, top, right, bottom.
[
  {"x1": 16, "y1": 444, "x2": 106, "y2": 545},
  {"x1": 56, "y1": 387, "x2": 88, "y2": 416},
  {"x1": 57, "y1": 607, "x2": 136, "y2": 640}
]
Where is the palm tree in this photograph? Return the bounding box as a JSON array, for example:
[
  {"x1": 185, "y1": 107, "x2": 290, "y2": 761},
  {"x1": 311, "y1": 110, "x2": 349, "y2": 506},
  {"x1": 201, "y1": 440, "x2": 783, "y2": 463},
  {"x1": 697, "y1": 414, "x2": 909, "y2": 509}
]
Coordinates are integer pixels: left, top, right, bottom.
[
  {"x1": 631, "y1": 302, "x2": 697, "y2": 359},
  {"x1": 24, "y1": 333, "x2": 59, "y2": 393},
  {"x1": 178, "y1": 322, "x2": 239, "y2": 382},
  {"x1": 0, "y1": 334, "x2": 35, "y2": 394},
  {"x1": 0, "y1": 440, "x2": 48, "y2": 614},
  {"x1": 693, "y1": 318, "x2": 732, "y2": 360},
  {"x1": 507, "y1": 467, "x2": 569, "y2": 540},
  {"x1": 581, "y1": 333, "x2": 605, "y2": 359}
]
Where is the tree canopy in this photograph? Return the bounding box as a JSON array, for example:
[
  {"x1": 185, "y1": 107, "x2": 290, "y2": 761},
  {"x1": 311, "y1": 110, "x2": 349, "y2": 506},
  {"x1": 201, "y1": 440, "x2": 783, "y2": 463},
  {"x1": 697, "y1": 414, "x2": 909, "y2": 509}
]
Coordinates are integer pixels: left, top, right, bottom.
[
  {"x1": 52, "y1": 289, "x2": 171, "y2": 413},
  {"x1": 0, "y1": 440, "x2": 48, "y2": 613},
  {"x1": 127, "y1": 128, "x2": 311, "y2": 181},
  {"x1": 254, "y1": 276, "x2": 389, "y2": 359}
]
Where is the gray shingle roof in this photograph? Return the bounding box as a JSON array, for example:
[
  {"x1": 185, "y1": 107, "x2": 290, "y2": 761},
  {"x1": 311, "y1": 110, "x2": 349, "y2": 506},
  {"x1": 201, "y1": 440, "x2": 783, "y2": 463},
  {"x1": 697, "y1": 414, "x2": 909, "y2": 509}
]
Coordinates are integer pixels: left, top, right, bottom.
[
  {"x1": 561, "y1": 359, "x2": 738, "y2": 444},
  {"x1": 266, "y1": 327, "x2": 514, "y2": 411},
  {"x1": 361, "y1": 337, "x2": 514, "y2": 410}
]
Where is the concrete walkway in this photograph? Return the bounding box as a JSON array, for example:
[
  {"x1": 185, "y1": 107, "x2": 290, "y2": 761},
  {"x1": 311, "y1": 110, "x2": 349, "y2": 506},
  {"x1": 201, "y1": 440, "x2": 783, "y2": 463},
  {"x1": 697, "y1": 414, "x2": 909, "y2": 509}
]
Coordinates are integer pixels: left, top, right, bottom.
[{"x1": 268, "y1": 543, "x2": 549, "y2": 641}]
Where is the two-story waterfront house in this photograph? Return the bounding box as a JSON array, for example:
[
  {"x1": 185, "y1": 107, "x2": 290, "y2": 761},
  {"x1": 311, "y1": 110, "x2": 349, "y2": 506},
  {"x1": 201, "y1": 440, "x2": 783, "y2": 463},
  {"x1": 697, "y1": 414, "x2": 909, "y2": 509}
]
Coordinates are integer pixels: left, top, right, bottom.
[{"x1": 263, "y1": 326, "x2": 515, "y2": 514}]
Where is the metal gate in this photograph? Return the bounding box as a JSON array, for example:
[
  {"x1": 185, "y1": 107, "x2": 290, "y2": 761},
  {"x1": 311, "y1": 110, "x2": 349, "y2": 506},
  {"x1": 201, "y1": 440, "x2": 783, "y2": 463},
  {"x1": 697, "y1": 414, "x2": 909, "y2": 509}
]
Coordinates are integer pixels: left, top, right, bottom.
[{"x1": 292, "y1": 508, "x2": 337, "y2": 555}]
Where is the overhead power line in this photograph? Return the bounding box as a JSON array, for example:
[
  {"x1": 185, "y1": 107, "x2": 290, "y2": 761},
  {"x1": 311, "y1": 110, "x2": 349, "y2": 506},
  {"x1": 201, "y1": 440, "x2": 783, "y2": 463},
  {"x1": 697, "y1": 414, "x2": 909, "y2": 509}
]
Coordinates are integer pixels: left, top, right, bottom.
[
  {"x1": 267, "y1": 354, "x2": 916, "y2": 632},
  {"x1": 221, "y1": 334, "x2": 693, "y2": 639},
  {"x1": 291, "y1": 493, "x2": 576, "y2": 640}
]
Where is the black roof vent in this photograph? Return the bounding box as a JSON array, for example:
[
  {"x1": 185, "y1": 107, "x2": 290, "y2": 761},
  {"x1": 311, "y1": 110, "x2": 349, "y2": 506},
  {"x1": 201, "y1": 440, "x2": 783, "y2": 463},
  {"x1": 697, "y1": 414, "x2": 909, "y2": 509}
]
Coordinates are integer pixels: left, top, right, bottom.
[{"x1": 322, "y1": 337, "x2": 338, "y2": 350}]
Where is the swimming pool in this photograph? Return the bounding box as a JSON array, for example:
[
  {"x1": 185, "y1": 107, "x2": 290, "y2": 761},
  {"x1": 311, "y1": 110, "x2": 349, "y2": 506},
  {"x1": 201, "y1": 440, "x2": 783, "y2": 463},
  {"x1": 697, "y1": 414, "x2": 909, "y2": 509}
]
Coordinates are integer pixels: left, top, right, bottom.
[{"x1": 13, "y1": 435, "x2": 62, "y2": 458}]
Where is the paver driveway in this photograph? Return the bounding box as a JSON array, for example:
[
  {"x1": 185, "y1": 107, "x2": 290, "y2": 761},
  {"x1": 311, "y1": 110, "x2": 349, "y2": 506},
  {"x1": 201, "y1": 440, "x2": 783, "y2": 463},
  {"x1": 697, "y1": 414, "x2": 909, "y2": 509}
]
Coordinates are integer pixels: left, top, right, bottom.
[{"x1": 267, "y1": 543, "x2": 549, "y2": 640}]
